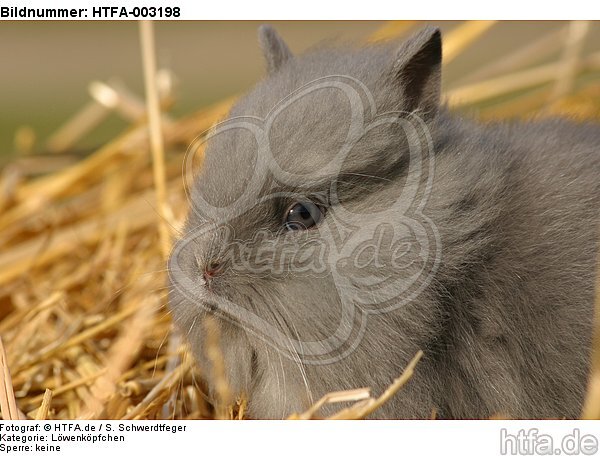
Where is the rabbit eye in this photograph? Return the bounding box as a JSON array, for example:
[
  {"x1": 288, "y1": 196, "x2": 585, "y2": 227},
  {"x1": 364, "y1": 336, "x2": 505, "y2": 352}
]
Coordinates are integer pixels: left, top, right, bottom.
[{"x1": 284, "y1": 201, "x2": 324, "y2": 231}]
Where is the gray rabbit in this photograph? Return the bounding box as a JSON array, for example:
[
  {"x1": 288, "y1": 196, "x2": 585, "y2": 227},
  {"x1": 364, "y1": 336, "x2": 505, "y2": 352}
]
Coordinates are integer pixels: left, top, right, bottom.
[{"x1": 168, "y1": 25, "x2": 600, "y2": 419}]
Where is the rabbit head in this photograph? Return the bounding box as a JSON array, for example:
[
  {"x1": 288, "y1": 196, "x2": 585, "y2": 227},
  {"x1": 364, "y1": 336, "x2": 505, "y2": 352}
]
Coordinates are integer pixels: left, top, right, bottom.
[{"x1": 168, "y1": 26, "x2": 445, "y2": 418}]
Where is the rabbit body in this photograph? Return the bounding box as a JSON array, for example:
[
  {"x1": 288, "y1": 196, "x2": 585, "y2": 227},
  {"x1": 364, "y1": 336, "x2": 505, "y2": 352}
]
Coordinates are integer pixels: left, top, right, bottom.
[{"x1": 168, "y1": 27, "x2": 600, "y2": 418}]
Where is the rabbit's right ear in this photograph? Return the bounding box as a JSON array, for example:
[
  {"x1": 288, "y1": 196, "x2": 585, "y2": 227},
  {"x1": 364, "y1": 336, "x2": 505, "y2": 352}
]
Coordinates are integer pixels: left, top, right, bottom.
[
  {"x1": 258, "y1": 25, "x2": 293, "y2": 74},
  {"x1": 391, "y1": 26, "x2": 442, "y2": 119}
]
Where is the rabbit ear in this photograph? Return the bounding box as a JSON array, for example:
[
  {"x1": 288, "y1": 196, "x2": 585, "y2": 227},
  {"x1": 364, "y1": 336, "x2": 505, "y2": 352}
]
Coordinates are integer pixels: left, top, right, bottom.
[
  {"x1": 258, "y1": 24, "x2": 293, "y2": 74},
  {"x1": 391, "y1": 26, "x2": 442, "y2": 118}
]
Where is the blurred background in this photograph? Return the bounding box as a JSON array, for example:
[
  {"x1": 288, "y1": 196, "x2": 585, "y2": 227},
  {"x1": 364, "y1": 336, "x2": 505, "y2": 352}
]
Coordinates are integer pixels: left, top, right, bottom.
[
  {"x1": 1, "y1": 21, "x2": 599, "y2": 165},
  {"x1": 1, "y1": 21, "x2": 599, "y2": 420}
]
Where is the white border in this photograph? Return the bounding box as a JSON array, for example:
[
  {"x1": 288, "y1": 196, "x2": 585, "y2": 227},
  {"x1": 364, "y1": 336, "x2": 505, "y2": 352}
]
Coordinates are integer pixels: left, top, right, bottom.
[
  {"x1": 2, "y1": 420, "x2": 600, "y2": 456},
  {"x1": 0, "y1": 0, "x2": 598, "y2": 20}
]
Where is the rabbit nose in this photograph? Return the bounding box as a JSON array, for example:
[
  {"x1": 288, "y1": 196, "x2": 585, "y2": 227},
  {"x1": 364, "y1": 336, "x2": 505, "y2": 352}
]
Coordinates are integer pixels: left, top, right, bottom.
[{"x1": 203, "y1": 259, "x2": 223, "y2": 283}]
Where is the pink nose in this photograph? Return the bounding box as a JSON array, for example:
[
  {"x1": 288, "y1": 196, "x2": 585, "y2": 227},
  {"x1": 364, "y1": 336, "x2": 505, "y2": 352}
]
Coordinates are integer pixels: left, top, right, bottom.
[{"x1": 203, "y1": 260, "x2": 222, "y2": 283}]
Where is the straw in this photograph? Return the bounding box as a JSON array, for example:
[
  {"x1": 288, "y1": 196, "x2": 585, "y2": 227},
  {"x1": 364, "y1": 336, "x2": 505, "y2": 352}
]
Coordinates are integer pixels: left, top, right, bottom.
[
  {"x1": 139, "y1": 21, "x2": 172, "y2": 260},
  {"x1": 451, "y1": 26, "x2": 566, "y2": 86},
  {"x1": 326, "y1": 351, "x2": 423, "y2": 420},
  {"x1": 446, "y1": 51, "x2": 600, "y2": 108},
  {"x1": 34, "y1": 389, "x2": 53, "y2": 420},
  {"x1": 45, "y1": 100, "x2": 111, "y2": 154},
  {"x1": 368, "y1": 21, "x2": 417, "y2": 42},
  {"x1": 545, "y1": 21, "x2": 591, "y2": 106},
  {"x1": 202, "y1": 317, "x2": 233, "y2": 419},
  {"x1": 443, "y1": 21, "x2": 496, "y2": 64},
  {"x1": 0, "y1": 337, "x2": 20, "y2": 420},
  {"x1": 0, "y1": 21, "x2": 598, "y2": 421}
]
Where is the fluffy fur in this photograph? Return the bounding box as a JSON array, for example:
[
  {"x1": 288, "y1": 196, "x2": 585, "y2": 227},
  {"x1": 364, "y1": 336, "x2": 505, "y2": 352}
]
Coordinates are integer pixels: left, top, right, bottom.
[{"x1": 168, "y1": 26, "x2": 600, "y2": 419}]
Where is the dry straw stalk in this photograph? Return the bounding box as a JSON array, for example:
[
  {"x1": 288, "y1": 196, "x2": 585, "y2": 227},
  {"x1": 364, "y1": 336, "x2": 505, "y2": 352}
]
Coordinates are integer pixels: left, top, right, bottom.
[{"x1": 0, "y1": 21, "x2": 598, "y2": 420}]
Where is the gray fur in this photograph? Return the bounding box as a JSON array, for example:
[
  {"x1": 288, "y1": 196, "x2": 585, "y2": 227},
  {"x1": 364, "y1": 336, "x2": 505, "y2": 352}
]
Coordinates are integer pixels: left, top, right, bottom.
[
  {"x1": 258, "y1": 24, "x2": 293, "y2": 75},
  {"x1": 169, "y1": 26, "x2": 600, "y2": 419}
]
